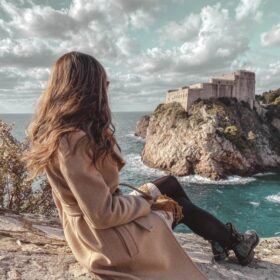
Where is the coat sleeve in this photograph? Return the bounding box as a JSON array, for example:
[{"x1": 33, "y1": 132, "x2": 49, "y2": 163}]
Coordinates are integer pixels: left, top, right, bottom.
[{"x1": 57, "y1": 130, "x2": 153, "y2": 229}]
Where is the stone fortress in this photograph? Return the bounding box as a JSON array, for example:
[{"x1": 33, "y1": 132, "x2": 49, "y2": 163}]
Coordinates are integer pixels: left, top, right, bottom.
[{"x1": 165, "y1": 70, "x2": 255, "y2": 111}]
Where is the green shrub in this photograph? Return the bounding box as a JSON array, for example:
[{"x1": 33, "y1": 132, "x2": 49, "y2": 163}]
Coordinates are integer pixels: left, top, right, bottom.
[
  {"x1": 273, "y1": 96, "x2": 280, "y2": 106},
  {"x1": 222, "y1": 125, "x2": 248, "y2": 151},
  {"x1": 262, "y1": 89, "x2": 280, "y2": 104},
  {"x1": 224, "y1": 125, "x2": 238, "y2": 136}
]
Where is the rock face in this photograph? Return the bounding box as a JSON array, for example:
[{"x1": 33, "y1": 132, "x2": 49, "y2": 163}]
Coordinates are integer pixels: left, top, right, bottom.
[
  {"x1": 141, "y1": 97, "x2": 280, "y2": 180},
  {"x1": 0, "y1": 208, "x2": 279, "y2": 280},
  {"x1": 134, "y1": 115, "x2": 150, "y2": 138},
  {"x1": 0, "y1": 208, "x2": 96, "y2": 280},
  {"x1": 255, "y1": 90, "x2": 280, "y2": 133}
]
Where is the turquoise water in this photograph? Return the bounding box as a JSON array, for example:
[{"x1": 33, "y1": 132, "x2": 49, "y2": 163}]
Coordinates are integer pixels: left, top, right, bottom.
[{"x1": 1, "y1": 113, "x2": 279, "y2": 237}]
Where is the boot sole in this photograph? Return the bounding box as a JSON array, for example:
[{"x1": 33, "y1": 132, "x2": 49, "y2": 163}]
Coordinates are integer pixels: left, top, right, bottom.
[{"x1": 238, "y1": 234, "x2": 260, "y2": 266}]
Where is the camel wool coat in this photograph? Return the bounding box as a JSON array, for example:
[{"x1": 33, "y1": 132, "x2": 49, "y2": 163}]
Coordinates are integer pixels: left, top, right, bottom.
[{"x1": 45, "y1": 129, "x2": 207, "y2": 280}]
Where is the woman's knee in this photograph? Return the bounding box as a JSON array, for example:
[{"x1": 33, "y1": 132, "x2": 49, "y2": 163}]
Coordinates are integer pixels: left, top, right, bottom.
[
  {"x1": 168, "y1": 176, "x2": 190, "y2": 199},
  {"x1": 152, "y1": 174, "x2": 189, "y2": 200}
]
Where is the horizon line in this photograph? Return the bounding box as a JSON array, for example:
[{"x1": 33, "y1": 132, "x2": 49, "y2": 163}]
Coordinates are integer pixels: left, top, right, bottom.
[{"x1": 0, "y1": 110, "x2": 154, "y2": 115}]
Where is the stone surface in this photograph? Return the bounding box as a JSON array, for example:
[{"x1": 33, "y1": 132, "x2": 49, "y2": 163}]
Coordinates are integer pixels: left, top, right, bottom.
[
  {"x1": 135, "y1": 115, "x2": 150, "y2": 139},
  {"x1": 0, "y1": 208, "x2": 279, "y2": 280},
  {"x1": 140, "y1": 98, "x2": 280, "y2": 180}
]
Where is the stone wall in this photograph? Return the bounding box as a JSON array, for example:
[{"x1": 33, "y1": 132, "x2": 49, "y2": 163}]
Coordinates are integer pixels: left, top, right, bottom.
[{"x1": 165, "y1": 70, "x2": 255, "y2": 111}]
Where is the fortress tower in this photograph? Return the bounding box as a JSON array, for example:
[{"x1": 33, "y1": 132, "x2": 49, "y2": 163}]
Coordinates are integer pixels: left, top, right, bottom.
[{"x1": 165, "y1": 70, "x2": 255, "y2": 111}]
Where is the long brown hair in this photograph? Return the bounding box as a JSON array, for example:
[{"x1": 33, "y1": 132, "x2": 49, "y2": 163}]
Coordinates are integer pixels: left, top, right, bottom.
[{"x1": 21, "y1": 51, "x2": 119, "y2": 181}]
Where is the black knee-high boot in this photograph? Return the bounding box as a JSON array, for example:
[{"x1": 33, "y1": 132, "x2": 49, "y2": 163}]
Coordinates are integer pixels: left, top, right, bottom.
[{"x1": 151, "y1": 175, "x2": 260, "y2": 265}]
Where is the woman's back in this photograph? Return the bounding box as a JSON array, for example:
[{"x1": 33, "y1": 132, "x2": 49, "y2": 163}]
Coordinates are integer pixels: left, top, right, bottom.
[{"x1": 45, "y1": 129, "x2": 206, "y2": 280}]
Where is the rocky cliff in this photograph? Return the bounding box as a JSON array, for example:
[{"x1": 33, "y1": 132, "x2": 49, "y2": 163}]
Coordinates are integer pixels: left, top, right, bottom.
[
  {"x1": 0, "y1": 209, "x2": 279, "y2": 280},
  {"x1": 136, "y1": 97, "x2": 280, "y2": 180},
  {"x1": 135, "y1": 115, "x2": 150, "y2": 138}
]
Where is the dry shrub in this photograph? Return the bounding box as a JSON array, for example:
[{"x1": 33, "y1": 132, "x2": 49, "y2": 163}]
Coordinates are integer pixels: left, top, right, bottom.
[{"x1": 0, "y1": 120, "x2": 57, "y2": 216}]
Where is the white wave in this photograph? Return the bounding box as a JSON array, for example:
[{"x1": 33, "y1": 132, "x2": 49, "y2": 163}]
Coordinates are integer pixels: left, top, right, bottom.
[
  {"x1": 266, "y1": 193, "x2": 280, "y2": 204},
  {"x1": 123, "y1": 153, "x2": 167, "y2": 177},
  {"x1": 126, "y1": 131, "x2": 145, "y2": 142},
  {"x1": 123, "y1": 153, "x2": 256, "y2": 185},
  {"x1": 178, "y1": 174, "x2": 256, "y2": 185},
  {"x1": 249, "y1": 201, "x2": 260, "y2": 207},
  {"x1": 254, "y1": 172, "x2": 277, "y2": 177},
  {"x1": 253, "y1": 172, "x2": 277, "y2": 177}
]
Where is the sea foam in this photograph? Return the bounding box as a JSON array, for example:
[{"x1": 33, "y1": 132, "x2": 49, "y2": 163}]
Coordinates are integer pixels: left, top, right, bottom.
[
  {"x1": 126, "y1": 132, "x2": 145, "y2": 143},
  {"x1": 249, "y1": 201, "x2": 260, "y2": 207},
  {"x1": 178, "y1": 174, "x2": 256, "y2": 185},
  {"x1": 266, "y1": 193, "x2": 280, "y2": 204},
  {"x1": 124, "y1": 153, "x2": 256, "y2": 185}
]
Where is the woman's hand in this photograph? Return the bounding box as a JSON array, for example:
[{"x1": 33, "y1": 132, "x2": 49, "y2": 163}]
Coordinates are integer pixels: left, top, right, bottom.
[{"x1": 151, "y1": 194, "x2": 184, "y2": 223}]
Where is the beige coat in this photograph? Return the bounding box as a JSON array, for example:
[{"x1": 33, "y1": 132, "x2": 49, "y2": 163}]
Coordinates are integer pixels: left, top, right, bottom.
[{"x1": 45, "y1": 130, "x2": 207, "y2": 280}]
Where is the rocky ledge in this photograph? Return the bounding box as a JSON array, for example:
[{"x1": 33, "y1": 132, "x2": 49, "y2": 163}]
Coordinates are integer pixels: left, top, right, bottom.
[
  {"x1": 0, "y1": 209, "x2": 279, "y2": 280},
  {"x1": 136, "y1": 96, "x2": 280, "y2": 180}
]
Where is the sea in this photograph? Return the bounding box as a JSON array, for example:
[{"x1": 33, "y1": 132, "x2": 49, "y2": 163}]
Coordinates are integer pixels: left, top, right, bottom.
[{"x1": 1, "y1": 112, "x2": 279, "y2": 238}]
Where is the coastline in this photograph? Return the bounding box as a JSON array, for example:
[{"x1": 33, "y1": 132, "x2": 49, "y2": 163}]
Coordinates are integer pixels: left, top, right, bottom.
[{"x1": 0, "y1": 208, "x2": 279, "y2": 279}]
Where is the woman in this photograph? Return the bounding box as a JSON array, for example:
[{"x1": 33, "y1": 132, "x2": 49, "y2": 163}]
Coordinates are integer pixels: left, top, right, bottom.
[{"x1": 22, "y1": 51, "x2": 258, "y2": 280}]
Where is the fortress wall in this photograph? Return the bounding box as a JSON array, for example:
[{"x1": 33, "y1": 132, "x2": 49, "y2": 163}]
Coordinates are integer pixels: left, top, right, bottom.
[
  {"x1": 166, "y1": 88, "x2": 188, "y2": 110},
  {"x1": 165, "y1": 70, "x2": 255, "y2": 111},
  {"x1": 165, "y1": 90, "x2": 178, "y2": 103},
  {"x1": 186, "y1": 83, "x2": 221, "y2": 111},
  {"x1": 211, "y1": 73, "x2": 235, "y2": 81},
  {"x1": 186, "y1": 88, "x2": 210, "y2": 111},
  {"x1": 218, "y1": 84, "x2": 233, "y2": 98},
  {"x1": 210, "y1": 79, "x2": 235, "y2": 86},
  {"x1": 189, "y1": 83, "x2": 204, "y2": 89},
  {"x1": 233, "y1": 71, "x2": 255, "y2": 109},
  {"x1": 201, "y1": 83, "x2": 218, "y2": 98}
]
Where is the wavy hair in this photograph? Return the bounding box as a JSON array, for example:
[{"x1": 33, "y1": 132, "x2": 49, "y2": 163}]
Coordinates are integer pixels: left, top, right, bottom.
[{"x1": 21, "y1": 51, "x2": 120, "y2": 181}]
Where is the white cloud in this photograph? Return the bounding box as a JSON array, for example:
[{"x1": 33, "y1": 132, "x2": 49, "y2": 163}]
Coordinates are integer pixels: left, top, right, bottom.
[
  {"x1": 0, "y1": 0, "x2": 175, "y2": 112},
  {"x1": 0, "y1": 38, "x2": 55, "y2": 67},
  {"x1": 114, "y1": 0, "x2": 165, "y2": 14},
  {"x1": 235, "y1": 0, "x2": 263, "y2": 22},
  {"x1": 0, "y1": 0, "x2": 130, "y2": 60},
  {"x1": 129, "y1": 9, "x2": 154, "y2": 29},
  {"x1": 0, "y1": 66, "x2": 49, "y2": 102},
  {"x1": 257, "y1": 60, "x2": 280, "y2": 89},
  {"x1": 0, "y1": 0, "x2": 278, "y2": 113},
  {"x1": 129, "y1": 4, "x2": 248, "y2": 75},
  {"x1": 159, "y1": 13, "x2": 201, "y2": 42},
  {"x1": 0, "y1": 2, "x2": 76, "y2": 39},
  {"x1": 261, "y1": 23, "x2": 280, "y2": 46}
]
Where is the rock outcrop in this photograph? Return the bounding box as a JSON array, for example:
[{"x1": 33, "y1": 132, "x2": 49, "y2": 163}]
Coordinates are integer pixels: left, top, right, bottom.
[
  {"x1": 135, "y1": 115, "x2": 150, "y2": 138},
  {"x1": 255, "y1": 89, "x2": 280, "y2": 133},
  {"x1": 140, "y1": 97, "x2": 280, "y2": 180},
  {"x1": 0, "y1": 208, "x2": 279, "y2": 280}
]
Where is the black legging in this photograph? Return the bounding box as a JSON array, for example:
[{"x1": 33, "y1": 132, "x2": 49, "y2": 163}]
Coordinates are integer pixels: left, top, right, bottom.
[{"x1": 151, "y1": 175, "x2": 232, "y2": 248}]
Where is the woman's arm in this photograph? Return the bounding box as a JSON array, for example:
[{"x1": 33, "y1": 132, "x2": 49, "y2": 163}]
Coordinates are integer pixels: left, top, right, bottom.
[{"x1": 57, "y1": 130, "x2": 153, "y2": 229}]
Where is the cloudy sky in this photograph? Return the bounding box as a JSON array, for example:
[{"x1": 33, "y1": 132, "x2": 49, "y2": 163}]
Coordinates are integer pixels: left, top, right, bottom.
[{"x1": 0, "y1": 0, "x2": 279, "y2": 113}]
